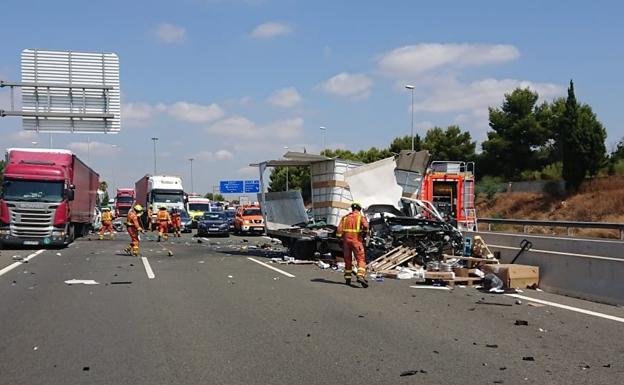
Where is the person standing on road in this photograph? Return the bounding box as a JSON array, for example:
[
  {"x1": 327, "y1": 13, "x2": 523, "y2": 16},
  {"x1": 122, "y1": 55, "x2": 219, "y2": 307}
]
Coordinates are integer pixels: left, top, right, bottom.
[
  {"x1": 146, "y1": 205, "x2": 154, "y2": 231},
  {"x1": 170, "y1": 208, "x2": 182, "y2": 237},
  {"x1": 157, "y1": 206, "x2": 171, "y2": 242},
  {"x1": 125, "y1": 204, "x2": 145, "y2": 256},
  {"x1": 336, "y1": 201, "x2": 369, "y2": 288},
  {"x1": 98, "y1": 207, "x2": 115, "y2": 240}
]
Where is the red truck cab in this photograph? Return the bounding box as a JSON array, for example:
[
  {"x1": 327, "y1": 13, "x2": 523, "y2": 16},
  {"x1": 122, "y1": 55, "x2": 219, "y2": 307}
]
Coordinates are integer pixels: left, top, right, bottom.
[
  {"x1": 114, "y1": 188, "x2": 135, "y2": 217},
  {"x1": 0, "y1": 148, "x2": 99, "y2": 247}
]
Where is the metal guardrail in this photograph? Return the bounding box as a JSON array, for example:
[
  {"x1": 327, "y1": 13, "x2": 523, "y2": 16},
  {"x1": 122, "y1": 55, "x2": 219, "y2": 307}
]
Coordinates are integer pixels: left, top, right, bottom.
[{"x1": 478, "y1": 218, "x2": 624, "y2": 240}]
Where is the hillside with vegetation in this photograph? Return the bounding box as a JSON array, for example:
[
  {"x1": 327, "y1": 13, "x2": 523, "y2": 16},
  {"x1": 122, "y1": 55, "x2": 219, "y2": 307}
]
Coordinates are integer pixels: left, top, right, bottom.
[{"x1": 476, "y1": 176, "x2": 624, "y2": 238}]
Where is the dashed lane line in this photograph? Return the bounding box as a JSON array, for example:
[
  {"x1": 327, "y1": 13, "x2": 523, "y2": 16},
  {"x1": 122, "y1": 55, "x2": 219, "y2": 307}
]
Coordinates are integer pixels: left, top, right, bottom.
[
  {"x1": 505, "y1": 293, "x2": 624, "y2": 324},
  {"x1": 141, "y1": 257, "x2": 156, "y2": 279},
  {"x1": 0, "y1": 249, "x2": 45, "y2": 278},
  {"x1": 247, "y1": 257, "x2": 295, "y2": 278}
]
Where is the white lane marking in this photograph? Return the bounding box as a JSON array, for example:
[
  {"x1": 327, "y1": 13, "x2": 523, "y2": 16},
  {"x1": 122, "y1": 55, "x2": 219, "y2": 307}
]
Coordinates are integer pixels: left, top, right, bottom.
[
  {"x1": 479, "y1": 231, "x2": 624, "y2": 244},
  {"x1": 489, "y1": 244, "x2": 624, "y2": 262},
  {"x1": 247, "y1": 257, "x2": 295, "y2": 278},
  {"x1": 0, "y1": 249, "x2": 45, "y2": 278},
  {"x1": 506, "y1": 293, "x2": 624, "y2": 324},
  {"x1": 141, "y1": 257, "x2": 156, "y2": 279}
]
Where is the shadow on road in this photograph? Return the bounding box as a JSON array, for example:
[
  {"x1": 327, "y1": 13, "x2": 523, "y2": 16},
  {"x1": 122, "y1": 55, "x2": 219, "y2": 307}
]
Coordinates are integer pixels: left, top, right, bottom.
[{"x1": 311, "y1": 278, "x2": 349, "y2": 286}]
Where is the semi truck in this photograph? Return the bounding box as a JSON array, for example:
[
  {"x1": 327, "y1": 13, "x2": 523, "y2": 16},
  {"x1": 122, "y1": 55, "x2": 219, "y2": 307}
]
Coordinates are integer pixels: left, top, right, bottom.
[
  {"x1": 114, "y1": 188, "x2": 135, "y2": 217},
  {"x1": 135, "y1": 175, "x2": 185, "y2": 224},
  {"x1": 0, "y1": 148, "x2": 99, "y2": 247}
]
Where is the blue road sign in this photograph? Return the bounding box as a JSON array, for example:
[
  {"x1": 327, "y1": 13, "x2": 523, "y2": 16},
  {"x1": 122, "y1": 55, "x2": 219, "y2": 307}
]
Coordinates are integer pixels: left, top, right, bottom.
[
  {"x1": 219, "y1": 180, "x2": 244, "y2": 194},
  {"x1": 244, "y1": 180, "x2": 260, "y2": 193}
]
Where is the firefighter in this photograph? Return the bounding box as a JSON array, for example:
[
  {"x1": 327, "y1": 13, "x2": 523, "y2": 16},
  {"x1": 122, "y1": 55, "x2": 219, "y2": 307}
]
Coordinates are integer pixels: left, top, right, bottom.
[
  {"x1": 336, "y1": 201, "x2": 369, "y2": 288},
  {"x1": 170, "y1": 208, "x2": 182, "y2": 237},
  {"x1": 98, "y1": 207, "x2": 115, "y2": 240},
  {"x1": 146, "y1": 205, "x2": 154, "y2": 231},
  {"x1": 124, "y1": 204, "x2": 144, "y2": 256},
  {"x1": 157, "y1": 205, "x2": 171, "y2": 242}
]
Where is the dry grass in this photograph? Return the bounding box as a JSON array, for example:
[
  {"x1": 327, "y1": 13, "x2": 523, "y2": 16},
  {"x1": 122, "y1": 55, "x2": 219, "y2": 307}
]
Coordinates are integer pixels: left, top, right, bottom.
[{"x1": 477, "y1": 176, "x2": 624, "y2": 239}]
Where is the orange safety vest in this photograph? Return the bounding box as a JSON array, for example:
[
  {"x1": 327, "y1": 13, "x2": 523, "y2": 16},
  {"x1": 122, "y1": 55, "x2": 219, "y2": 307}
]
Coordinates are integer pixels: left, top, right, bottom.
[
  {"x1": 126, "y1": 211, "x2": 142, "y2": 229},
  {"x1": 337, "y1": 212, "x2": 368, "y2": 238},
  {"x1": 102, "y1": 211, "x2": 113, "y2": 222},
  {"x1": 157, "y1": 210, "x2": 170, "y2": 222}
]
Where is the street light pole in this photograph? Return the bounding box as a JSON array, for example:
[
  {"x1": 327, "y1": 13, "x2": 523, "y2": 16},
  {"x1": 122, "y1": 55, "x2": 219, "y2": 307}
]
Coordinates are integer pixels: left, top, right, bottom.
[
  {"x1": 151, "y1": 137, "x2": 159, "y2": 174},
  {"x1": 319, "y1": 126, "x2": 327, "y2": 153},
  {"x1": 111, "y1": 145, "x2": 118, "y2": 192},
  {"x1": 283, "y1": 146, "x2": 289, "y2": 191},
  {"x1": 189, "y1": 158, "x2": 195, "y2": 194},
  {"x1": 405, "y1": 85, "x2": 415, "y2": 151}
]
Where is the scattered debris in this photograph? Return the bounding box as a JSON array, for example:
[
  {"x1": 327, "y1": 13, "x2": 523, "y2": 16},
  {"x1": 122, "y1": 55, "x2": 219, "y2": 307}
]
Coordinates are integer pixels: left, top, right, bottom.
[
  {"x1": 514, "y1": 320, "x2": 529, "y2": 326},
  {"x1": 515, "y1": 299, "x2": 522, "y2": 305},
  {"x1": 83, "y1": 366, "x2": 90, "y2": 371},
  {"x1": 110, "y1": 281, "x2": 133, "y2": 285},
  {"x1": 486, "y1": 344, "x2": 499, "y2": 348},
  {"x1": 56, "y1": 252, "x2": 62, "y2": 256},
  {"x1": 33, "y1": 346, "x2": 38, "y2": 351},
  {"x1": 527, "y1": 303, "x2": 546, "y2": 308},
  {"x1": 167, "y1": 250, "x2": 173, "y2": 257},
  {"x1": 476, "y1": 300, "x2": 512, "y2": 307},
  {"x1": 228, "y1": 275, "x2": 233, "y2": 279},
  {"x1": 64, "y1": 279, "x2": 99, "y2": 285},
  {"x1": 198, "y1": 261, "x2": 205, "y2": 264},
  {"x1": 522, "y1": 356, "x2": 535, "y2": 361},
  {"x1": 12, "y1": 255, "x2": 23, "y2": 261}
]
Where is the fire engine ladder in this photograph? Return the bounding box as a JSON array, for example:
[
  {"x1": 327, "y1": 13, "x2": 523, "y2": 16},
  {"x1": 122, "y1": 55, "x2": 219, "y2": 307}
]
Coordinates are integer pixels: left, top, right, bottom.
[{"x1": 462, "y1": 162, "x2": 477, "y2": 231}]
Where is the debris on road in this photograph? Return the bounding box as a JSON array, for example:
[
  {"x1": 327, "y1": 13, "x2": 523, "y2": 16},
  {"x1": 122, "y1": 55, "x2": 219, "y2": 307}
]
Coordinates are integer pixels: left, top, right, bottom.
[
  {"x1": 514, "y1": 320, "x2": 529, "y2": 326},
  {"x1": 12, "y1": 255, "x2": 23, "y2": 261},
  {"x1": 476, "y1": 299, "x2": 513, "y2": 307},
  {"x1": 110, "y1": 281, "x2": 133, "y2": 285},
  {"x1": 64, "y1": 279, "x2": 99, "y2": 285}
]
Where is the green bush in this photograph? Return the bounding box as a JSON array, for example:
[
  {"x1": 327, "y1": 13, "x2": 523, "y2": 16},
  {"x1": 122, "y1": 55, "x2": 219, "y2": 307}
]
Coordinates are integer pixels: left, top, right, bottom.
[{"x1": 476, "y1": 176, "x2": 505, "y2": 201}]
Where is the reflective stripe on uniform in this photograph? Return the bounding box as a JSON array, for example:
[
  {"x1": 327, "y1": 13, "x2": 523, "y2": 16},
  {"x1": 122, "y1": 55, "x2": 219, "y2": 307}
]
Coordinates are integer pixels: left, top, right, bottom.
[{"x1": 341, "y1": 214, "x2": 362, "y2": 233}]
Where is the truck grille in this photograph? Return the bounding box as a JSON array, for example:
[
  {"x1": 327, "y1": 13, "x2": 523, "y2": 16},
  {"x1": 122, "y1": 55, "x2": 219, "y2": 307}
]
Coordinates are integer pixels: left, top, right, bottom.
[
  {"x1": 8, "y1": 203, "x2": 57, "y2": 238},
  {"x1": 252, "y1": 219, "x2": 263, "y2": 224}
]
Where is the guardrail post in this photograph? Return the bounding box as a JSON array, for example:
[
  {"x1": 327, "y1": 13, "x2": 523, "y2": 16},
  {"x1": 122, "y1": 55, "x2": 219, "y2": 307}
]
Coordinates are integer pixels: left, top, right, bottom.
[
  {"x1": 523, "y1": 225, "x2": 528, "y2": 233},
  {"x1": 621, "y1": 228, "x2": 624, "y2": 241},
  {"x1": 488, "y1": 223, "x2": 492, "y2": 231}
]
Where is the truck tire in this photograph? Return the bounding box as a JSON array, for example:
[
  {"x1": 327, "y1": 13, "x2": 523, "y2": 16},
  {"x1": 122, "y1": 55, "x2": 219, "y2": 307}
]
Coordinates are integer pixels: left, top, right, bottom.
[{"x1": 67, "y1": 224, "x2": 76, "y2": 244}]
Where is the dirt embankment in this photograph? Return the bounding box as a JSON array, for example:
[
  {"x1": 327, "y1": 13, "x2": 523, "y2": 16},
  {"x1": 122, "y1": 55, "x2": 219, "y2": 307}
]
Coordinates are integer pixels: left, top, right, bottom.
[{"x1": 476, "y1": 176, "x2": 624, "y2": 238}]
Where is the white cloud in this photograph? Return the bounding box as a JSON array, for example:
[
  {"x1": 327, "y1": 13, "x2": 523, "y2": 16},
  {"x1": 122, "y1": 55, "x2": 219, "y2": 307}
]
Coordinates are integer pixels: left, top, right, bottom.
[
  {"x1": 262, "y1": 117, "x2": 303, "y2": 139},
  {"x1": 206, "y1": 116, "x2": 257, "y2": 137},
  {"x1": 413, "y1": 78, "x2": 563, "y2": 113},
  {"x1": 122, "y1": 102, "x2": 154, "y2": 127},
  {"x1": 155, "y1": 23, "x2": 186, "y2": 44},
  {"x1": 268, "y1": 87, "x2": 302, "y2": 108},
  {"x1": 250, "y1": 22, "x2": 292, "y2": 39},
  {"x1": 194, "y1": 149, "x2": 234, "y2": 161},
  {"x1": 237, "y1": 166, "x2": 258, "y2": 178},
  {"x1": 320, "y1": 72, "x2": 373, "y2": 100},
  {"x1": 67, "y1": 141, "x2": 117, "y2": 157},
  {"x1": 165, "y1": 102, "x2": 224, "y2": 123},
  {"x1": 378, "y1": 43, "x2": 520, "y2": 78},
  {"x1": 8, "y1": 130, "x2": 38, "y2": 144}
]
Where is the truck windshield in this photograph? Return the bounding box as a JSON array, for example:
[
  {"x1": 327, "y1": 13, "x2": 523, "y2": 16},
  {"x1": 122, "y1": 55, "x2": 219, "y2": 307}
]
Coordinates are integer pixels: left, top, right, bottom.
[
  {"x1": 116, "y1": 196, "x2": 134, "y2": 204},
  {"x1": 152, "y1": 191, "x2": 184, "y2": 204},
  {"x1": 189, "y1": 203, "x2": 211, "y2": 212},
  {"x1": 1, "y1": 179, "x2": 64, "y2": 202}
]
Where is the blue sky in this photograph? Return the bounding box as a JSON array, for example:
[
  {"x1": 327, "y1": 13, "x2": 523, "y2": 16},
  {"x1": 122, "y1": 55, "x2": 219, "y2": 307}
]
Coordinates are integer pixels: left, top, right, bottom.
[{"x1": 1, "y1": 0, "x2": 623, "y2": 195}]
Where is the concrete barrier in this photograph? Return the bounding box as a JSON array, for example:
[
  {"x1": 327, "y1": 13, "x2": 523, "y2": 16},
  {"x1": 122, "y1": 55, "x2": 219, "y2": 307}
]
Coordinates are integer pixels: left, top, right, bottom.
[{"x1": 476, "y1": 232, "x2": 624, "y2": 306}]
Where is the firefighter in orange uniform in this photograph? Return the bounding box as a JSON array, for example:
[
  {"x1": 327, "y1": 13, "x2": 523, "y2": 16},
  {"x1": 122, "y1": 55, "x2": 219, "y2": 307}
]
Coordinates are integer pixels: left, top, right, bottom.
[
  {"x1": 157, "y1": 206, "x2": 171, "y2": 242},
  {"x1": 124, "y1": 204, "x2": 144, "y2": 256},
  {"x1": 98, "y1": 207, "x2": 115, "y2": 240},
  {"x1": 170, "y1": 208, "x2": 182, "y2": 237},
  {"x1": 146, "y1": 205, "x2": 154, "y2": 231},
  {"x1": 336, "y1": 201, "x2": 369, "y2": 287}
]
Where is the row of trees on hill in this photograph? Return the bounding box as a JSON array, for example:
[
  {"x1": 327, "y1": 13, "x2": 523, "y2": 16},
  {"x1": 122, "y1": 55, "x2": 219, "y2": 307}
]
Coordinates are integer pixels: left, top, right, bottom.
[{"x1": 269, "y1": 80, "x2": 616, "y2": 197}]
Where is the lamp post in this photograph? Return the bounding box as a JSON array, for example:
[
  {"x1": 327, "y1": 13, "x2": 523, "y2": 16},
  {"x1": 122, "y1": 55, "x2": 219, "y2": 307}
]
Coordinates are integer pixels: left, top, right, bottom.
[
  {"x1": 110, "y1": 144, "x2": 118, "y2": 192},
  {"x1": 189, "y1": 158, "x2": 195, "y2": 194},
  {"x1": 319, "y1": 126, "x2": 327, "y2": 153},
  {"x1": 405, "y1": 85, "x2": 415, "y2": 151},
  {"x1": 283, "y1": 146, "x2": 289, "y2": 191},
  {"x1": 151, "y1": 137, "x2": 159, "y2": 174}
]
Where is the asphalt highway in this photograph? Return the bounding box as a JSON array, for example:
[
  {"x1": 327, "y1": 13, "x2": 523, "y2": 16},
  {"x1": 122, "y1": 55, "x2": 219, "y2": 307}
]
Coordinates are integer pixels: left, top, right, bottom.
[{"x1": 1, "y1": 232, "x2": 623, "y2": 385}]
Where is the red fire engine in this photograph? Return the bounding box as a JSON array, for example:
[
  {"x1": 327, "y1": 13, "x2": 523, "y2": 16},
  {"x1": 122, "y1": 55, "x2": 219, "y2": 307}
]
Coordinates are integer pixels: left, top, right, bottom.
[{"x1": 420, "y1": 161, "x2": 477, "y2": 231}]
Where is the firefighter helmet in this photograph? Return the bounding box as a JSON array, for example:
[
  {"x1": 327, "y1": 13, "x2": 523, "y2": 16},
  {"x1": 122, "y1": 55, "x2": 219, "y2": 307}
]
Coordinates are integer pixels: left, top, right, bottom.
[
  {"x1": 351, "y1": 201, "x2": 362, "y2": 210},
  {"x1": 133, "y1": 204, "x2": 143, "y2": 212}
]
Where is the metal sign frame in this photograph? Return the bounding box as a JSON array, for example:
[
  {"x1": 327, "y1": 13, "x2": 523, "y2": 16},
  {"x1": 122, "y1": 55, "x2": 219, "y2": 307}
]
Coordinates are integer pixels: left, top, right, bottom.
[{"x1": 0, "y1": 49, "x2": 120, "y2": 134}]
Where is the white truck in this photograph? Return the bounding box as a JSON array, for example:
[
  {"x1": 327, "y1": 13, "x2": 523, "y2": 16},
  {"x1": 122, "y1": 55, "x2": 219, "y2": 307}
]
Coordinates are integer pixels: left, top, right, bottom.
[{"x1": 135, "y1": 175, "x2": 186, "y2": 215}]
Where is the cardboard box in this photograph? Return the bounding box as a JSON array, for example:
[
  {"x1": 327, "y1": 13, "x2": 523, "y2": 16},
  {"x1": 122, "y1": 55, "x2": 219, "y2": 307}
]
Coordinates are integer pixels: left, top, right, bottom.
[{"x1": 481, "y1": 264, "x2": 539, "y2": 289}]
